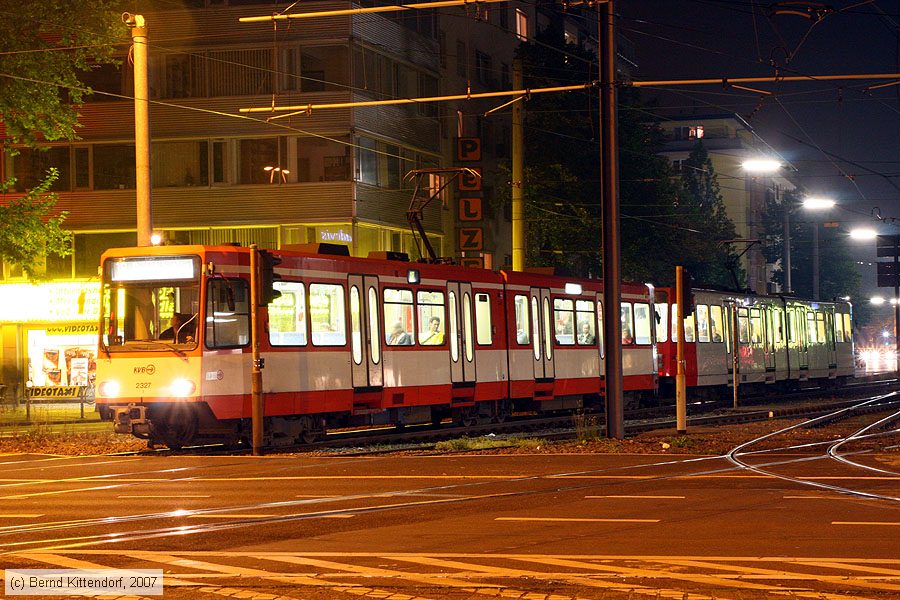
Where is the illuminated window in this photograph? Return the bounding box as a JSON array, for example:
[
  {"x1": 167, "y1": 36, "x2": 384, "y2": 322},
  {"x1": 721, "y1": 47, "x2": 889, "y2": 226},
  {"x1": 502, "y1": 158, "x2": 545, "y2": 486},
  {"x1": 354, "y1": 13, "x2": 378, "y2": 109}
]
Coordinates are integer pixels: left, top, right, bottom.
[
  {"x1": 514, "y1": 295, "x2": 530, "y2": 345},
  {"x1": 384, "y1": 288, "x2": 415, "y2": 346},
  {"x1": 417, "y1": 290, "x2": 445, "y2": 345},
  {"x1": 554, "y1": 298, "x2": 575, "y2": 345},
  {"x1": 515, "y1": 9, "x2": 528, "y2": 41},
  {"x1": 634, "y1": 303, "x2": 652, "y2": 345},
  {"x1": 309, "y1": 283, "x2": 346, "y2": 346},
  {"x1": 576, "y1": 300, "x2": 596, "y2": 346},
  {"x1": 475, "y1": 293, "x2": 492, "y2": 345},
  {"x1": 269, "y1": 281, "x2": 307, "y2": 346}
]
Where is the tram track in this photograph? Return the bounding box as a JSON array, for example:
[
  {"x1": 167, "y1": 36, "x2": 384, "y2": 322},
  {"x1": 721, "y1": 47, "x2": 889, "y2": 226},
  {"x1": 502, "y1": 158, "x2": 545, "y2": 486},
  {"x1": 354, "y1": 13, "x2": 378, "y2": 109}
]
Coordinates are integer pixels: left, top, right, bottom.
[{"x1": 726, "y1": 391, "x2": 900, "y2": 502}]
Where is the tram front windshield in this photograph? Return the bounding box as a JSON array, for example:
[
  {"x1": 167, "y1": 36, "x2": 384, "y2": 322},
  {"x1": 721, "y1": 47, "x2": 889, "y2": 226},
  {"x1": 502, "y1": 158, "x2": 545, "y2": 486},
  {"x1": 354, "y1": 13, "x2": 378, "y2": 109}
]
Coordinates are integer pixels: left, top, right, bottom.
[{"x1": 101, "y1": 256, "x2": 201, "y2": 351}]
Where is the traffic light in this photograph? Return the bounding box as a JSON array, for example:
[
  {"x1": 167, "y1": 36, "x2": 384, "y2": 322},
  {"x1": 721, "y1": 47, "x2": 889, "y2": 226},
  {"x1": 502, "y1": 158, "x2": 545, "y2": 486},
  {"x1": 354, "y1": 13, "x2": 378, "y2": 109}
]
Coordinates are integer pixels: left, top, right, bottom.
[
  {"x1": 259, "y1": 250, "x2": 282, "y2": 304},
  {"x1": 680, "y1": 267, "x2": 694, "y2": 315}
]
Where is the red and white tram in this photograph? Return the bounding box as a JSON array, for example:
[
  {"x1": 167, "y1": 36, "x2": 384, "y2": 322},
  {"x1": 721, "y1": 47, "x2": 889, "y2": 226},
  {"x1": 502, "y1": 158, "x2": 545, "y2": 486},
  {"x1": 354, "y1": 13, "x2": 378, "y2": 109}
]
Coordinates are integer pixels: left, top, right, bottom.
[
  {"x1": 96, "y1": 244, "x2": 657, "y2": 448},
  {"x1": 656, "y1": 287, "x2": 854, "y2": 397}
]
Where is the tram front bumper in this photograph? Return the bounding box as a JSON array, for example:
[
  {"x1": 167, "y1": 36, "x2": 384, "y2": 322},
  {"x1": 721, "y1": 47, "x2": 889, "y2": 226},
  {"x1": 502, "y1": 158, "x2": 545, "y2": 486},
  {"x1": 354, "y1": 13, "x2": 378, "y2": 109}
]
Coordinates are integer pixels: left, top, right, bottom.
[{"x1": 113, "y1": 405, "x2": 151, "y2": 437}]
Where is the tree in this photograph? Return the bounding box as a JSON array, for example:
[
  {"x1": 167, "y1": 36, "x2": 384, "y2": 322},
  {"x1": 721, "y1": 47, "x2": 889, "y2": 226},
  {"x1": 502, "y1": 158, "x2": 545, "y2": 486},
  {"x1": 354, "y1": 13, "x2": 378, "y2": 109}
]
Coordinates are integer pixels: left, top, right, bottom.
[
  {"x1": 0, "y1": 1, "x2": 120, "y2": 276},
  {"x1": 0, "y1": 169, "x2": 72, "y2": 278}
]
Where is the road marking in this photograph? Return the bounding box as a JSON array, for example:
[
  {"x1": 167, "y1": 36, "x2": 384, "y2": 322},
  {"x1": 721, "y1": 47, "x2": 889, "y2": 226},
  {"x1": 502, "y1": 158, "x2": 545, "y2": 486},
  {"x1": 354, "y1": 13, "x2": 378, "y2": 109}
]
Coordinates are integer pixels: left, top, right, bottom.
[
  {"x1": 783, "y1": 495, "x2": 847, "y2": 499},
  {"x1": 833, "y1": 521, "x2": 900, "y2": 526},
  {"x1": 517, "y1": 556, "x2": 863, "y2": 599},
  {"x1": 118, "y1": 495, "x2": 212, "y2": 499},
  {"x1": 391, "y1": 555, "x2": 716, "y2": 599},
  {"x1": 0, "y1": 513, "x2": 43, "y2": 518},
  {"x1": 585, "y1": 495, "x2": 685, "y2": 499},
  {"x1": 661, "y1": 558, "x2": 900, "y2": 595},
  {"x1": 187, "y1": 514, "x2": 354, "y2": 519},
  {"x1": 17, "y1": 552, "x2": 203, "y2": 587},
  {"x1": 496, "y1": 517, "x2": 660, "y2": 523},
  {"x1": 0, "y1": 485, "x2": 120, "y2": 500}
]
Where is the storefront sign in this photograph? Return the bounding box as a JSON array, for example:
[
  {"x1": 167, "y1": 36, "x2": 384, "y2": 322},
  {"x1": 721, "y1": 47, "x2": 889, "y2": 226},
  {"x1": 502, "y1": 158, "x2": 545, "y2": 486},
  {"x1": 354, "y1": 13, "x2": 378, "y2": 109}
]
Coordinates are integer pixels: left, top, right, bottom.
[
  {"x1": 317, "y1": 227, "x2": 353, "y2": 244},
  {"x1": 0, "y1": 281, "x2": 100, "y2": 323},
  {"x1": 26, "y1": 386, "x2": 85, "y2": 399}
]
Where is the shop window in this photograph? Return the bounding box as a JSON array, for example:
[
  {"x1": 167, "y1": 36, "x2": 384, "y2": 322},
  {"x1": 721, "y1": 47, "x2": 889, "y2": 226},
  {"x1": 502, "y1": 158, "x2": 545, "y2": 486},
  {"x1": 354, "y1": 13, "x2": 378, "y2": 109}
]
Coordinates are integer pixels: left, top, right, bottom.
[
  {"x1": 417, "y1": 290, "x2": 445, "y2": 345},
  {"x1": 309, "y1": 283, "x2": 346, "y2": 346},
  {"x1": 475, "y1": 293, "x2": 492, "y2": 345},
  {"x1": 206, "y1": 279, "x2": 250, "y2": 348},
  {"x1": 634, "y1": 302, "x2": 652, "y2": 345},
  {"x1": 384, "y1": 288, "x2": 414, "y2": 346},
  {"x1": 514, "y1": 295, "x2": 529, "y2": 345},
  {"x1": 269, "y1": 281, "x2": 307, "y2": 346},
  {"x1": 554, "y1": 298, "x2": 575, "y2": 345},
  {"x1": 93, "y1": 144, "x2": 136, "y2": 190}
]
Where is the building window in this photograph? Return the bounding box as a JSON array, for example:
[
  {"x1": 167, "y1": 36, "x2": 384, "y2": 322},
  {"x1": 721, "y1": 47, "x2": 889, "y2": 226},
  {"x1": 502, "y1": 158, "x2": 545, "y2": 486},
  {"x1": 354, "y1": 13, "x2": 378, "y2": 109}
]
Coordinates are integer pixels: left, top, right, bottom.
[
  {"x1": 456, "y1": 40, "x2": 467, "y2": 78},
  {"x1": 499, "y1": 6, "x2": 509, "y2": 29},
  {"x1": 300, "y1": 45, "x2": 348, "y2": 93},
  {"x1": 93, "y1": 144, "x2": 136, "y2": 190},
  {"x1": 673, "y1": 125, "x2": 704, "y2": 141},
  {"x1": 81, "y1": 63, "x2": 124, "y2": 101},
  {"x1": 515, "y1": 9, "x2": 528, "y2": 41},
  {"x1": 500, "y1": 63, "x2": 510, "y2": 88},
  {"x1": 208, "y1": 48, "x2": 270, "y2": 96},
  {"x1": 356, "y1": 137, "x2": 378, "y2": 185},
  {"x1": 475, "y1": 51, "x2": 492, "y2": 85},
  {"x1": 438, "y1": 31, "x2": 447, "y2": 69},
  {"x1": 10, "y1": 147, "x2": 71, "y2": 192},
  {"x1": 152, "y1": 141, "x2": 208, "y2": 187},
  {"x1": 239, "y1": 138, "x2": 282, "y2": 184},
  {"x1": 297, "y1": 137, "x2": 351, "y2": 182}
]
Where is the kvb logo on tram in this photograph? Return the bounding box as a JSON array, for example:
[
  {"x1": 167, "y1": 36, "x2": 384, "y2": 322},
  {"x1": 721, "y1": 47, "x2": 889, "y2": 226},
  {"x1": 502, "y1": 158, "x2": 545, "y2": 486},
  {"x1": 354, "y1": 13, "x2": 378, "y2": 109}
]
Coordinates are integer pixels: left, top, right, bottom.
[{"x1": 134, "y1": 364, "x2": 156, "y2": 375}]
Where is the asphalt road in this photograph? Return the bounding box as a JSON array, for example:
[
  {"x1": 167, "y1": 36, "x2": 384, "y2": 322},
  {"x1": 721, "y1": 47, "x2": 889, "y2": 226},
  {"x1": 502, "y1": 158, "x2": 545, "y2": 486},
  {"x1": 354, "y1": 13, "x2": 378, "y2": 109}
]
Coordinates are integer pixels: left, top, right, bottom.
[{"x1": 1, "y1": 449, "x2": 899, "y2": 599}]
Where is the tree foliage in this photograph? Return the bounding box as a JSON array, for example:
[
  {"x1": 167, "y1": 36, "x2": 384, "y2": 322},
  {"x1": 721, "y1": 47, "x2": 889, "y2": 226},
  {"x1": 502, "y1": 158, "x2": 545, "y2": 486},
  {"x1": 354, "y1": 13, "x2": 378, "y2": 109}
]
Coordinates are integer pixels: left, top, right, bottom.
[
  {"x1": 0, "y1": 169, "x2": 73, "y2": 278},
  {"x1": 0, "y1": 1, "x2": 120, "y2": 276},
  {"x1": 0, "y1": 0, "x2": 122, "y2": 146},
  {"x1": 510, "y1": 25, "x2": 743, "y2": 288}
]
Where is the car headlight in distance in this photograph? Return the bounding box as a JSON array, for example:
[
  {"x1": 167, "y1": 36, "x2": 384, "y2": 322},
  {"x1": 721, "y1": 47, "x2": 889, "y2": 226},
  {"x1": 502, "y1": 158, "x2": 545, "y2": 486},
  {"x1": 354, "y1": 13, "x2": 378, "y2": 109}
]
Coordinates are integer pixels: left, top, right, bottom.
[
  {"x1": 97, "y1": 380, "x2": 121, "y2": 398},
  {"x1": 170, "y1": 378, "x2": 196, "y2": 397}
]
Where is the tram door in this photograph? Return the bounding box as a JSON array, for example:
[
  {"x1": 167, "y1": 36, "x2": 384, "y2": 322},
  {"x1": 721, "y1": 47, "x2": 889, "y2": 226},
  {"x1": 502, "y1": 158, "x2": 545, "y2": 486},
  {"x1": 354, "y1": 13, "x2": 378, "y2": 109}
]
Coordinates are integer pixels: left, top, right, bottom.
[
  {"x1": 796, "y1": 307, "x2": 809, "y2": 370},
  {"x1": 724, "y1": 302, "x2": 736, "y2": 378},
  {"x1": 763, "y1": 307, "x2": 776, "y2": 372},
  {"x1": 530, "y1": 287, "x2": 555, "y2": 380},
  {"x1": 348, "y1": 275, "x2": 383, "y2": 388},
  {"x1": 448, "y1": 282, "x2": 476, "y2": 383}
]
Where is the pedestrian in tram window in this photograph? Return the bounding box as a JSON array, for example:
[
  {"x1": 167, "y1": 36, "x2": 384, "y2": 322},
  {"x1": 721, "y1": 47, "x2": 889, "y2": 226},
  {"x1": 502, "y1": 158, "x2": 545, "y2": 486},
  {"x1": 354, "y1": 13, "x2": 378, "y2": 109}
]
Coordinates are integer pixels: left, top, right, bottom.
[
  {"x1": 421, "y1": 316, "x2": 444, "y2": 345},
  {"x1": 578, "y1": 322, "x2": 595, "y2": 345},
  {"x1": 622, "y1": 326, "x2": 634, "y2": 345},
  {"x1": 711, "y1": 325, "x2": 723, "y2": 343},
  {"x1": 388, "y1": 322, "x2": 413, "y2": 346}
]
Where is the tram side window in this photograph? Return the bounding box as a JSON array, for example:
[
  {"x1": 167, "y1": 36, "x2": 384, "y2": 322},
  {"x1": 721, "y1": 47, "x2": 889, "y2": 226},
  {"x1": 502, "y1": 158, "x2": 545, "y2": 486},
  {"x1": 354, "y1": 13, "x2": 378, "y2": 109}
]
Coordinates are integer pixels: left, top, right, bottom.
[
  {"x1": 384, "y1": 288, "x2": 415, "y2": 346},
  {"x1": 817, "y1": 312, "x2": 826, "y2": 345},
  {"x1": 576, "y1": 300, "x2": 596, "y2": 345},
  {"x1": 773, "y1": 308, "x2": 784, "y2": 345},
  {"x1": 417, "y1": 290, "x2": 446, "y2": 345},
  {"x1": 309, "y1": 283, "x2": 347, "y2": 346},
  {"x1": 750, "y1": 308, "x2": 762, "y2": 344},
  {"x1": 621, "y1": 302, "x2": 634, "y2": 345},
  {"x1": 655, "y1": 302, "x2": 668, "y2": 343},
  {"x1": 737, "y1": 308, "x2": 749, "y2": 343},
  {"x1": 475, "y1": 293, "x2": 492, "y2": 345},
  {"x1": 696, "y1": 304, "x2": 710, "y2": 343},
  {"x1": 554, "y1": 298, "x2": 575, "y2": 345},
  {"x1": 684, "y1": 313, "x2": 695, "y2": 343},
  {"x1": 709, "y1": 305, "x2": 724, "y2": 343},
  {"x1": 835, "y1": 311, "x2": 844, "y2": 343},
  {"x1": 269, "y1": 281, "x2": 307, "y2": 346},
  {"x1": 206, "y1": 278, "x2": 250, "y2": 348},
  {"x1": 597, "y1": 300, "x2": 605, "y2": 357},
  {"x1": 514, "y1": 295, "x2": 530, "y2": 345},
  {"x1": 634, "y1": 303, "x2": 652, "y2": 345},
  {"x1": 843, "y1": 313, "x2": 852, "y2": 341},
  {"x1": 807, "y1": 311, "x2": 817, "y2": 344}
]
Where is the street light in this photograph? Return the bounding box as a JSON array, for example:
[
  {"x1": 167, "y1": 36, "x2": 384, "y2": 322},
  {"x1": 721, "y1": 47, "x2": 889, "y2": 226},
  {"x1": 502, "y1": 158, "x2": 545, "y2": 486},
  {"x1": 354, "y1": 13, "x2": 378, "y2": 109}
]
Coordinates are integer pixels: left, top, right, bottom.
[
  {"x1": 802, "y1": 196, "x2": 835, "y2": 300},
  {"x1": 741, "y1": 159, "x2": 788, "y2": 292},
  {"x1": 871, "y1": 295, "x2": 886, "y2": 305},
  {"x1": 850, "y1": 227, "x2": 878, "y2": 240}
]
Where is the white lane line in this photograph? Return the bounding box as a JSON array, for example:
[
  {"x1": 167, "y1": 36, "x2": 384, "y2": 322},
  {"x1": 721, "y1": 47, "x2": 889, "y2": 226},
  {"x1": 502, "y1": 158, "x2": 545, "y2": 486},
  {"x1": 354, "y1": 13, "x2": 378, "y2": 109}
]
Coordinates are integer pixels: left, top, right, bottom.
[
  {"x1": 586, "y1": 495, "x2": 686, "y2": 499},
  {"x1": 187, "y1": 514, "x2": 354, "y2": 519},
  {"x1": 495, "y1": 517, "x2": 659, "y2": 523},
  {"x1": 0, "y1": 514, "x2": 44, "y2": 518},
  {"x1": 118, "y1": 495, "x2": 212, "y2": 499},
  {"x1": 784, "y1": 495, "x2": 846, "y2": 500},
  {"x1": 833, "y1": 521, "x2": 900, "y2": 526}
]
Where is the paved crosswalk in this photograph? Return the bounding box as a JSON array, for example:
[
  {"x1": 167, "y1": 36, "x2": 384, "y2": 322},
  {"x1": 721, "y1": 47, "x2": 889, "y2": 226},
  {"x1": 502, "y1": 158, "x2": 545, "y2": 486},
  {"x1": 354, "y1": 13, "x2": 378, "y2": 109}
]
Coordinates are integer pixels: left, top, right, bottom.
[{"x1": 4, "y1": 550, "x2": 899, "y2": 599}]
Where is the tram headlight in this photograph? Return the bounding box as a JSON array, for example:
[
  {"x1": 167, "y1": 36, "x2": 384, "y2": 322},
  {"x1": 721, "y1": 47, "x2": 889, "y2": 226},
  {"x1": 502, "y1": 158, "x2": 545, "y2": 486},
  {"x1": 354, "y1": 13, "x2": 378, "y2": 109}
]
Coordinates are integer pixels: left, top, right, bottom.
[
  {"x1": 170, "y1": 378, "x2": 196, "y2": 397},
  {"x1": 97, "y1": 380, "x2": 121, "y2": 398}
]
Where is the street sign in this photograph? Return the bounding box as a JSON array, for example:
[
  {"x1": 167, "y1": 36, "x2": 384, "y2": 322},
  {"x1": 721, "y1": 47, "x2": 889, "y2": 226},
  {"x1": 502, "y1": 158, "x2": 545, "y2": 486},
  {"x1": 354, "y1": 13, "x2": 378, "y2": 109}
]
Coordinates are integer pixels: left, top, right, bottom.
[
  {"x1": 456, "y1": 137, "x2": 482, "y2": 162},
  {"x1": 458, "y1": 168, "x2": 482, "y2": 191},
  {"x1": 877, "y1": 234, "x2": 900, "y2": 258},
  {"x1": 877, "y1": 262, "x2": 900, "y2": 288},
  {"x1": 458, "y1": 197, "x2": 482, "y2": 221},
  {"x1": 458, "y1": 227, "x2": 484, "y2": 251},
  {"x1": 459, "y1": 257, "x2": 484, "y2": 268}
]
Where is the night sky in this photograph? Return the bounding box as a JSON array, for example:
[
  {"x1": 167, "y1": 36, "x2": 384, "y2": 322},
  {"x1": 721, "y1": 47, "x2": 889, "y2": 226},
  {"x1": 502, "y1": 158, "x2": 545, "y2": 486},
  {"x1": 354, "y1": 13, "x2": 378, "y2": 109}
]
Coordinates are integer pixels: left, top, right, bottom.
[{"x1": 619, "y1": 0, "x2": 900, "y2": 297}]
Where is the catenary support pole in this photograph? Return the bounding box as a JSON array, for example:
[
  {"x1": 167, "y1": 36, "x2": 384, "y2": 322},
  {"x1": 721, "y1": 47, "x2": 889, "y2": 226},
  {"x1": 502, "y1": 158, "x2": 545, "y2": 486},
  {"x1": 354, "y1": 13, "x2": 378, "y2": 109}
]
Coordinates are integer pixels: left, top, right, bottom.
[
  {"x1": 511, "y1": 59, "x2": 525, "y2": 272},
  {"x1": 125, "y1": 14, "x2": 152, "y2": 247},
  {"x1": 250, "y1": 245, "x2": 264, "y2": 455},
  {"x1": 600, "y1": 0, "x2": 624, "y2": 439},
  {"x1": 675, "y1": 266, "x2": 687, "y2": 434}
]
